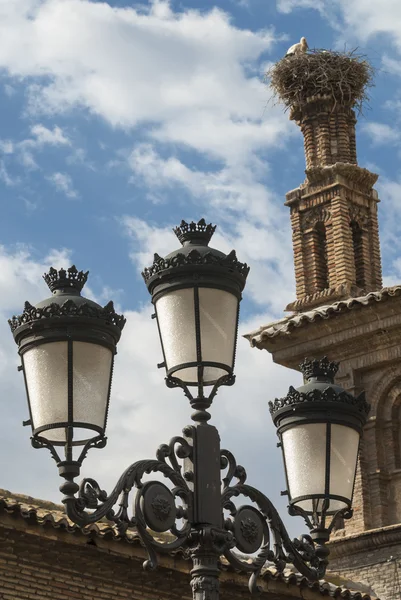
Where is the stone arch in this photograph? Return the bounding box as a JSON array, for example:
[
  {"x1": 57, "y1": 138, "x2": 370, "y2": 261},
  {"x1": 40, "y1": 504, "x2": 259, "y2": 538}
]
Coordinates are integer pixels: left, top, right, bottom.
[
  {"x1": 366, "y1": 365, "x2": 401, "y2": 415},
  {"x1": 365, "y1": 367, "x2": 401, "y2": 526}
]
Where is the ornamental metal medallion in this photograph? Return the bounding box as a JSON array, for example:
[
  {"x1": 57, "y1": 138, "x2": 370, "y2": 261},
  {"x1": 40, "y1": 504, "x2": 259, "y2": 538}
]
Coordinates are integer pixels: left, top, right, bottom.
[
  {"x1": 233, "y1": 506, "x2": 264, "y2": 554},
  {"x1": 141, "y1": 482, "x2": 176, "y2": 533}
]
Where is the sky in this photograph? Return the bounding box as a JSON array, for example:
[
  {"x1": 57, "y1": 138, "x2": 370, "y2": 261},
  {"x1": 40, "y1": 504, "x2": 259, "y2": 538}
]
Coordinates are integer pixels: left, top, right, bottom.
[{"x1": 1, "y1": 0, "x2": 401, "y2": 544}]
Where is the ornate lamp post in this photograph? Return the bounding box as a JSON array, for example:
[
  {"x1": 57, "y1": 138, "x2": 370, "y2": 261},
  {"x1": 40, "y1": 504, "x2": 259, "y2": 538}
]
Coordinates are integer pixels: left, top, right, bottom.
[{"x1": 9, "y1": 221, "x2": 370, "y2": 600}]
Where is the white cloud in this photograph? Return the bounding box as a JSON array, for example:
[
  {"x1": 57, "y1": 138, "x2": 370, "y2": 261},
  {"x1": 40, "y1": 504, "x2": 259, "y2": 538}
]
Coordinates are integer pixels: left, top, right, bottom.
[
  {"x1": 0, "y1": 160, "x2": 17, "y2": 186},
  {"x1": 338, "y1": 1, "x2": 401, "y2": 49},
  {"x1": 375, "y1": 177, "x2": 401, "y2": 282},
  {"x1": 0, "y1": 140, "x2": 14, "y2": 154},
  {"x1": 362, "y1": 122, "x2": 400, "y2": 145},
  {"x1": 29, "y1": 123, "x2": 70, "y2": 147},
  {"x1": 0, "y1": 244, "x2": 72, "y2": 312},
  {"x1": 47, "y1": 171, "x2": 78, "y2": 198},
  {"x1": 19, "y1": 124, "x2": 70, "y2": 168},
  {"x1": 0, "y1": 124, "x2": 71, "y2": 171},
  {"x1": 0, "y1": 0, "x2": 291, "y2": 167},
  {"x1": 128, "y1": 143, "x2": 283, "y2": 224},
  {"x1": 0, "y1": 242, "x2": 302, "y2": 537},
  {"x1": 277, "y1": 0, "x2": 323, "y2": 15},
  {"x1": 276, "y1": 0, "x2": 401, "y2": 52},
  {"x1": 4, "y1": 83, "x2": 15, "y2": 96}
]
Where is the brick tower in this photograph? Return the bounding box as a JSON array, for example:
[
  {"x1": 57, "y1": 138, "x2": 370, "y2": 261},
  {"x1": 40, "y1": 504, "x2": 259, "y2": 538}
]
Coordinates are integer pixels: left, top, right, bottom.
[
  {"x1": 246, "y1": 51, "x2": 401, "y2": 600},
  {"x1": 275, "y1": 52, "x2": 382, "y2": 312}
]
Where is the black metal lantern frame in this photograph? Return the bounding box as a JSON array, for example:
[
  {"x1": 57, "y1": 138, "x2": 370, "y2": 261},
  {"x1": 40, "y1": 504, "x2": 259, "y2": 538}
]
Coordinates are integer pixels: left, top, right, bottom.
[
  {"x1": 269, "y1": 357, "x2": 370, "y2": 534},
  {"x1": 9, "y1": 227, "x2": 370, "y2": 600},
  {"x1": 9, "y1": 266, "x2": 126, "y2": 466},
  {"x1": 142, "y1": 219, "x2": 249, "y2": 420}
]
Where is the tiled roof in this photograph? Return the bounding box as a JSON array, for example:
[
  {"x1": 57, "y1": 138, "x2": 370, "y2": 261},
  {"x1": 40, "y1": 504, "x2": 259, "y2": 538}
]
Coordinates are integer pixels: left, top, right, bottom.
[
  {"x1": 245, "y1": 286, "x2": 401, "y2": 348},
  {"x1": 0, "y1": 488, "x2": 142, "y2": 543},
  {"x1": 0, "y1": 489, "x2": 378, "y2": 599}
]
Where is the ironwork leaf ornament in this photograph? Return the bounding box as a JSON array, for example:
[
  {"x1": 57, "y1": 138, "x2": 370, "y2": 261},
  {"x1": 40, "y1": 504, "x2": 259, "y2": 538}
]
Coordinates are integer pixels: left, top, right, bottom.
[
  {"x1": 269, "y1": 386, "x2": 370, "y2": 416},
  {"x1": 142, "y1": 248, "x2": 250, "y2": 281},
  {"x1": 8, "y1": 299, "x2": 126, "y2": 332}
]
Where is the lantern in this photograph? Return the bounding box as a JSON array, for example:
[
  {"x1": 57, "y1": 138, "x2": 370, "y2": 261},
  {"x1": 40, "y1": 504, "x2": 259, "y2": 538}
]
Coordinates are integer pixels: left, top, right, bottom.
[
  {"x1": 142, "y1": 219, "x2": 249, "y2": 390},
  {"x1": 9, "y1": 266, "x2": 125, "y2": 453},
  {"x1": 270, "y1": 357, "x2": 370, "y2": 522}
]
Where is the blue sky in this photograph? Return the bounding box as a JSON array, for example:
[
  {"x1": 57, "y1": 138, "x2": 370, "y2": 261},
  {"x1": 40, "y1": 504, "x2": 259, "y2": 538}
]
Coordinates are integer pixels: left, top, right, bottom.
[{"x1": 1, "y1": 0, "x2": 401, "y2": 540}]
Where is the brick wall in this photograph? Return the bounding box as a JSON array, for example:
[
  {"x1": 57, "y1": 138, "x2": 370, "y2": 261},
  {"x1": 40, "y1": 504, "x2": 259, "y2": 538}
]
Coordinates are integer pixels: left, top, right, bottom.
[
  {"x1": 0, "y1": 526, "x2": 195, "y2": 600},
  {"x1": 329, "y1": 531, "x2": 401, "y2": 600},
  {"x1": 0, "y1": 507, "x2": 345, "y2": 600},
  {"x1": 285, "y1": 186, "x2": 382, "y2": 311},
  {"x1": 294, "y1": 99, "x2": 358, "y2": 170}
]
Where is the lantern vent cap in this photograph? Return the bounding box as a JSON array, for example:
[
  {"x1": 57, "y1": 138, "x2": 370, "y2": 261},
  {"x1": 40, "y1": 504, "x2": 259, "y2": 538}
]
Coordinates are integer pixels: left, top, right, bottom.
[
  {"x1": 43, "y1": 265, "x2": 89, "y2": 294},
  {"x1": 269, "y1": 357, "x2": 371, "y2": 422},
  {"x1": 8, "y1": 266, "x2": 126, "y2": 337},
  {"x1": 173, "y1": 218, "x2": 216, "y2": 246},
  {"x1": 141, "y1": 218, "x2": 250, "y2": 293},
  {"x1": 299, "y1": 356, "x2": 339, "y2": 383}
]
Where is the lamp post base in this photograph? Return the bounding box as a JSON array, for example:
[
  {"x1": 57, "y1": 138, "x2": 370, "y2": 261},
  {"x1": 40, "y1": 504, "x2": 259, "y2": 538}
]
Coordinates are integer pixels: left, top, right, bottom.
[
  {"x1": 191, "y1": 553, "x2": 220, "y2": 600},
  {"x1": 189, "y1": 525, "x2": 233, "y2": 600}
]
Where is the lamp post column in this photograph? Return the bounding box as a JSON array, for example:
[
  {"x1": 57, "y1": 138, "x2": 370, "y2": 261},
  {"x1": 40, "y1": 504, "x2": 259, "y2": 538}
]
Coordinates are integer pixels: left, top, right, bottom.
[{"x1": 185, "y1": 403, "x2": 228, "y2": 600}]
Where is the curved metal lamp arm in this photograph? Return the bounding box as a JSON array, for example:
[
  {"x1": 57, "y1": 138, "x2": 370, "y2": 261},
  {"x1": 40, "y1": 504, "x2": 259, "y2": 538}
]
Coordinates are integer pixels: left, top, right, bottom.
[
  {"x1": 54, "y1": 427, "x2": 342, "y2": 597},
  {"x1": 220, "y1": 449, "x2": 343, "y2": 591},
  {"x1": 59, "y1": 436, "x2": 193, "y2": 571}
]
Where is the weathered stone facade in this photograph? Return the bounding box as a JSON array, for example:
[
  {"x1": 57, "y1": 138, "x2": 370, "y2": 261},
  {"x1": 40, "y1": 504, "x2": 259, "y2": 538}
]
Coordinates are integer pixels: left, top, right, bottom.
[{"x1": 245, "y1": 66, "x2": 401, "y2": 599}]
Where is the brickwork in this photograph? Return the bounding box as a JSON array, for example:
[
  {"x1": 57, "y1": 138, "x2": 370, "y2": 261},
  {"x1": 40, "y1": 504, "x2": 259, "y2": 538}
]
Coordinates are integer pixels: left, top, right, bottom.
[
  {"x1": 328, "y1": 526, "x2": 401, "y2": 600},
  {"x1": 284, "y1": 92, "x2": 383, "y2": 312},
  {"x1": 0, "y1": 525, "x2": 192, "y2": 600},
  {"x1": 0, "y1": 493, "x2": 372, "y2": 600},
  {"x1": 285, "y1": 180, "x2": 382, "y2": 311},
  {"x1": 292, "y1": 99, "x2": 357, "y2": 170}
]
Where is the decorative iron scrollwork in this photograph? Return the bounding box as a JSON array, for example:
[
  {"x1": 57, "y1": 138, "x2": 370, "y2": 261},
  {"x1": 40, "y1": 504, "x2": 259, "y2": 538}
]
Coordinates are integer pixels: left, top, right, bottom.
[
  {"x1": 57, "y1": 430, "x2": 343, "y2": 593},
  {"x1": 61, "y1": 435, "x2": 193, "y2": 571},
  {"x1": 220, "y1": 449, "x2": 332, "y2": 592}
]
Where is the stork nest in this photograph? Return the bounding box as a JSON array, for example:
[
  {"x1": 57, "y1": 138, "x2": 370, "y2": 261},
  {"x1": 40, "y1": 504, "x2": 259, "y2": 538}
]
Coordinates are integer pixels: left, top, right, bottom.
[{"x1": 266, "y1": 49, "x2": 375, "y2": 114}]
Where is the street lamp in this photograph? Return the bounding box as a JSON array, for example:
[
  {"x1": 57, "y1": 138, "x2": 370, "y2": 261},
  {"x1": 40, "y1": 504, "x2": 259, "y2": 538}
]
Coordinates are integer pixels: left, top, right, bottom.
[
  {"x1": 8, "y1": 266, "x2": 126, "y2": 469},
  {"x1": 142, "y1": 219, "x2": 247, "y2": 420},
  {"x1": 9, "y1": 221, "x2": 370, "y2": 600},
  {"x1": 270, "y1": 357, "x2": 368, "y2": 537}
]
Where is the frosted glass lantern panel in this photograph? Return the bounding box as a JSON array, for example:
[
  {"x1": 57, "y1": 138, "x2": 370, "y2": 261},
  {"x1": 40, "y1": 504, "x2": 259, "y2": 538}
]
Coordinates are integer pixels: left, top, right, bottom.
[
  {"x1": 24, "y1": 342, "x2": 68, "y2": 443},
  {"x1": 156, "y1": 289, "x2": 197, "y2": 382},
  {"x1": 156, "y1": 287, "x2": 238, "y2": 385},
  {"x1": 24, "y1": 341, "x2": 113, "y2": 444},
  {"x1": 198, "y1": 288, "x2": 238, "y2": 384},
  {"x1": 329, "y1": 424, "x2": 359, "y2": 511},
  {"x1": 282, "y1": 423, "x2": 327, "y2": 513},
  {"x1": 72, "y1": 341, "x2": 113, "y2": 442}
]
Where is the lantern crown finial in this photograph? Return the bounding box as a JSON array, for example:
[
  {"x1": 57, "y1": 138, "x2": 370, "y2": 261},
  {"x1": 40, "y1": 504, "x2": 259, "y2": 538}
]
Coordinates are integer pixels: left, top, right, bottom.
[
  {"x1": 299, "y1": 356, "x2": 339, "y2": 383},
  {"x1": 43, "y1": 265, "x2": 89, "y2": 294},
  {"x1": 173, "y1": 219, "x2": 216, "y2": 246}
]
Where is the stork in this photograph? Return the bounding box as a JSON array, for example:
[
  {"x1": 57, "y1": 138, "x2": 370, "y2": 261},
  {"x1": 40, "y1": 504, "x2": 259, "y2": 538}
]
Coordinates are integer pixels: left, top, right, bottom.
[{"x1": 285, "y1": 37, "x2": 309, "y2": 57}]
